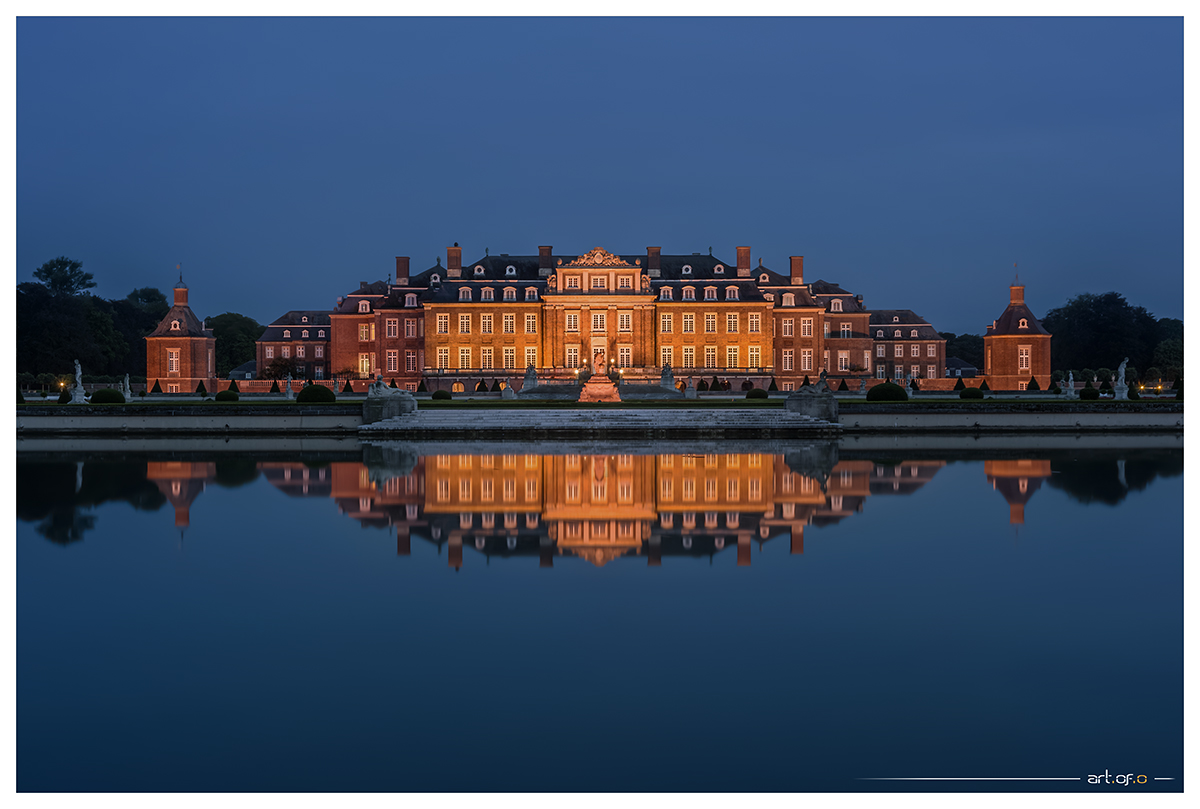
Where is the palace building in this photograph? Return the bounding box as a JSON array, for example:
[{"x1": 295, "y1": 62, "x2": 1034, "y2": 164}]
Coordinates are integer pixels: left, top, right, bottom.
[
  {"x1": 270, "y1": 244, "x2": 948, "y2": 391},
  {"x1": 982, "y1": 279, "x2": 1052, "y2": 391},
  {"x1": 145, "y1": 274, "x2": 216, "y2": 394}
]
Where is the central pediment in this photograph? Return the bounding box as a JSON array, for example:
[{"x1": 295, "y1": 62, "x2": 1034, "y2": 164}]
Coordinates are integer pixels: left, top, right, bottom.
[{"x1": 564, "y1": 247, "x2": 635, "y2": 268}]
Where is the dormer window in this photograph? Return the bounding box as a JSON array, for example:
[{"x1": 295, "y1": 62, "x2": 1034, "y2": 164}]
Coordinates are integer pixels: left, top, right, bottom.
[
  {"x1": 725, "y1": 286, "x2": 739, "y2": 300},
  {"x1": 782, "y1": 293, "x2": 794, "y2": 307},
  {"x1": 459, "y1": 288, "x2": 472, "y2": 302},
  {"x1": 525, "y1": 288, "x2": 538, "y2": 301},
  {"x1": 714, "y1": 264, "x2": 724, "y2": 274},
  {"x1": 660, "y1": 287, "x2": 673, "y2": 300},
  {"x1": 170, "y1": 320, "x2": 180, "y2": 330},
  {"x1": 318, "y1": 329, "x2": 326, "y2": 337},
  {"x1": 566, "y1": 276, "x2": 579, "y2": 289},
  {"x1": 482, "y1": 288, "x2": 494, "y2": 301},
  {"x1": 877, "y1": 330, "x2": 883, "y2": 337},
  {"x1": 503, "y1": 287, "x2": 517, "y2": 302},
  {"x1": 1019, "y1": 318, "x2": 1028, "y2": 328},
  {"x1": 760, "y1": 273, "x2": 769, "y2": 283},
  {"x1": 405, "y1": 294, "x2": 417, "y2": 307},
  {"x1": 682, "y1": 286, "x2": 695, "y2": 301},
  {"x1": 474, "y1": 266, "x2": 485, "y2": 276},
  {"x1": 301, "y1": 316, "x2": 308, "y2": 323},
  {"x1": 283, "y1": 330, "x2": 291, "y2": 338},
  {"x1": 430, "y1": 274, "x2": 440, "y2": 285},
  {"x1": 704, "y1": 287, "x2": 717, "y2": 301},
  {"x1": 682, "y1": 265, "x2": 692, "y2": 275},
  {"x1": 358, "y1": 300, "x2": 370, "y2": 313},
  {"x1": 893, "y1": 316, "x2": 900, "y2": 322},
  {"x1": 506, "y1": 266, "x2": 517, "y2": 277},
  {"x1": 302, "y1": 330, "x2": 309, "y2": 338},
  {"x1": 830, "y1": 299, "x2": 843, "y2": 312},
  {"x1": 910, "y1": 329, "x2": 918, "y2": 338},
  {"x1": 894, "y1": 330, "x2": 902, "y2": 338},
  {"x1": 618, "y1": 275, "x2": 631, "y2": 289}
]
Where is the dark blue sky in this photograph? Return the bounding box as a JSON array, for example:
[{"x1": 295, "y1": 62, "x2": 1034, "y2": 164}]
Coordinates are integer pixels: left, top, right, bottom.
[{"x1": 16, "y1": 17, "x2": 1183, "y2": 334}]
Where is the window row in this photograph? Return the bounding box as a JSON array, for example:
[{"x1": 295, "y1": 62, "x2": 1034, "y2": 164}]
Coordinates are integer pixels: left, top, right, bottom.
[
  {"x1": 660, "y1": 313, "x2": 761, "y2": 334},
  {"x1": 265, "y1": 345, "x2": 324, "y2": 359},
  {"x1": 436, "y1": 347, "x2": 538, "y2": 370},
  {"x1": 877, "y1": 343, "x2": 940, "y2": 358},
  {"x1": 436, "y1": 313, "x2": 537, "y2": 335},
  {"x1": 281, "y1": 329, "x2": 325, "y2": 338},
  {"x1": 458, "y1": 287, "x2": 539, "y2": 302},
  {"x1": 659, "y1": 286, "x2": 741, "y2": 301}
]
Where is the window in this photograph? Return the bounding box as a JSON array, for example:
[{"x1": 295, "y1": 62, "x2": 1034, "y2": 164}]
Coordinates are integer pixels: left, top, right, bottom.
[
  {"x1": 405, "y1": 294, "x2": 417, "y2": 307},
  {"x1": 618, "y1": 312, "x2": 631, "y2": 332},
  {"x1": 618, "y1": 276, "x2": 631, "y2": 289},
  {"x1": 315, "y1": 345, "x2": 323, "y2": 358},
  {"x1": 459, "y1": 288, "x2": 471, "y2": 302},
  {"x1": 726, "y1": 286, "x2": 738, "y2": 300},
  {"x1": 895, "y1": 344, "x2": 903, "y2": 357},
  {"x1": 359, "y1": 324, "x2": 371, "y2": 341},
  {"x1": 792, "y1": 348, "x2": 806, "y2": 371},
  {"x1": 296, "y1": 345, "x2": 305, "y2": 359},
  {"x1": 877, "y1": 365, "x2": 886, "y2": 378},
  {"x1": 838, "y1": 351, "x2": 849, "y2": 372},
  {"x1": 824, "y1": 321, "x2": 830, "y2": 337},
  {"x1": 801, "y1": 318, "x2": 813, "y2": 337},
  {"x1": 406, "y1": 351, "x2": 416, "y2": 372},
  {"x1": 876, "y1": 330, "x2": 883, "y2": 338},
  {"x1": 566, "y1": 313, "x2": 579, "y2": 332},
  {"x1": 618, "y1": 346, "x2": 631, "y2": 367},
  {"x1": 749, "y1": 313, "x2": 760, "y2": 333},
  {"x1": 927, "y1": 344, "x2": 936, "y2": 357},
  {"x1": 911, "y1": 364, "x2": 919, "y2": 378},
  {"x1": 167, "y1": 350, "x2": 179, "y2": 372},
  {"x1": 660, "y1": 287, "x2": 672, "y2": 300},
  {"x1": 386, "y1": 350, "x2": 398, "y2": 373},
  {"x1": 749, "y1": 346, "x2": 761, "y2": 367},
  {"x1": 840, "y1": 322, "x2": 851, "y2": 338},
  {"x1": 683, "y1": 346, "x2": 695, "y2": 368},
  {"x1": 894, "y1": 329, "x2": 902, "y2": 338},
  {"x1": 360, "y1": 353, "x2": 371, "y2": 374},
  {"x1": 704, "y1": 346, "x2": 717, "y2": 368},
  {"x1": 824, "y1": 350, "x2": 829, "y2": 370},
  {"x1": 566, "y1": 346, "x2": 580, "y2": 368},
  {"x1": 831, "y1": 299, "x2": 843, "y2": 312},
  {"x1": 704, "y1": 287, "x2": 717, "y2": 301},
  {"x1": 726, "y1": 347, "x2": 738, "y2": 368},
  {"x1": 459, "y1": 314, "x2": 471, "y2": 334},
  {"x1": 386, "y1": 319, "x2": 398, "y2": 338},
  {"x1": 315, "y1": 367, "x2": 324, "y2": 379},
  {"x1": 302, "y1": 330, "x2": 309, "y2": 338},
  {"x1": 481, "y1": 288, "x2": 494, "y2": 301},
  {"x1": 726, "y1": 313, "x2": 738, "y2": 333},
  {"x1": 525, "y1": 288, "x2": 538, "y2": 301},
  {"x1": 437, "y1": 347, "x2": 449, "y2": 369},
  {"x1": 864, "y1": 350, "x2": 872, "y2": 371},
  {"x1": 503, "y1": 287, "x2": 516, "y2": 302},
  {"x1": 782, "y1": 318, "x2": 794, "y2": 337},
  {"x1": 683, "y1": 287, "x2": 695, "y2": 301},
  {"x1": 503, "y1": 314, "x2": 515, "y2": 334},
  {"x1": 358, "y1": 300, "x2": 370, "y2": 313},
  {"x1": 660, "y1": 314, "x2": 672, "y2": 333},
  {"x1": 566, "y1": 276, "x2": 579, "y2": 289},
  {"x1": 928, "y1": 364, "x2": 937, "y2": 379},
  {"x1": 167, "y1": 383, "x2": 180, "y2": 393},
  {"x1": 592, "y1": 276, "x2": 606, "y2": 289},
  {"x1": 782, "y1": 293, "x2": 795, "y2": 307},
  {"x1": 1018, "y1": 381, "x2": 1028, "y2": 391},
  {"x1": 406, "y1": 319, "x2": 417, "y2": 338},
  {"x1": 265, "y1": 346, "x2": 273, "y2": 360},
  {"x1": 481, "y1": 347, "x2": 493, "y2": 369},
  {"x1": 682, "y1": 313, "x2": 694, "y2": 333},
  {"x1": 525, "y1": 314, "x2": 537, "y2": 333},
  {"x1": 910, "y1": 329, "x2": 918, "y2": 338},
  {"x1": 318, "y1": 329, "x2": 326, "y2": 337},
  {"x1": 525, "y1": 347, "x2": 537, "y2": 368},
  {"x1": 480, "y1": 314, "x2": 492, "y2": 334},
  {"x1": 714, "y1": 265, "x2": 724, "y2": 274},
  {"x1": 593, "y1": 312, "x2": 606, "y2": 332},
  {"x1": 1019, "y1": 318, "x2": 1028, "y2": 329},
  {"x1": 283, "y1": 329, "x2": 291, "y2": 338},
  {"x1": 504, "y1": 347, "x2": 516, "y2": 369},
  {"x1": 893, "y1": 316, "x2": 900, "y2": 323},
  {"x1": 437, "y1": 314, "x2": 449, "y2": 334},
  {"x1": 459, "y1": 347, "x2": 471, "y2": 368},
  {"x1": 281, "y1": 346, "x2": 290, "y2": 359},
  {"x1": 682, "y1": 265, "x2": 692, "y2": 275},
  {"x1": 877, "y1": 345, "x2": 885, "y2": 357},
  {"x1": 661, "y1": 346, "x2": 673, "y2": 367},
  {"x1": 705, "y1": 313, "x2": 716, "y2": 333},
  {"x1": 1019, "y1": 346, "x2": 1031, "y2": 370}
]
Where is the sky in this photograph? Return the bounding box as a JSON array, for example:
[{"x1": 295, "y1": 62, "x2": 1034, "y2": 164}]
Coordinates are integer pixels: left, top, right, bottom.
[{"x1": 15, "y1": 16, "x2": 1184, "y2": 335}]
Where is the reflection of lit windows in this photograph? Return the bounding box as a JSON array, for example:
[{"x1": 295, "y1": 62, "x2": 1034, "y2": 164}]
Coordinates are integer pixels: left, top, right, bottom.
[
  {"x1": 682, "y1": 456, "x2": 696, "y2": 469},
  {"x1": 727, "y1": 479, "x2": 738, "y2": 499},
  {"x1": 476, "y1": 537, "x2": 487, "y2": 550},
  {"x1": 406, "y1": 504, "x2": 417, "y2": 520},
  {"x1": 525, "y1": 479, "x2": 538, "y2": 501},
  {"x1": 482, "y1": 513, "x2": 494, "y2": 529},
  {"x1": 683, "y1": 478, "x2": 696, "y2": 501},
  {"x1": 359, "y1": 497, "x2": 371, "y2": 511},
  {"x1": 841, "y1": 469, "x2": 852, "y2": 485},
  {"x1": 618, "y1": 456, "x2": 632, "y2": 469},
  {"x1": 781, "y1": 474, "x2": 794, "y2": 493},
  {"x1": 460, "y1": 513, "x2": 473, "y2": 528},
  {"x1": 592, "y1": 482, "x2": 606, "y2": 501},
  {"x1": 831, "y1": 495, "x2": 843, "y2": 511},
  {"x1": 526, "y1": 514, "x2": 538, "y2": 529},
  {"x1": 482, "y1": 478, "x2": 493, "y2": 501},
  {"x1": 660, "y1": 478, "x2": 673, "y2": 500},
  {"x1": 1019, "y1": 478, "x2": 1028, "y2": 493},
  {"x1": 480, "y1": 455, "x2": 493, "y2": 468},
  {"x1": 566, "y1": 522, "x2": 581, "y2": 538},
  {"x1": 618, "y1": 480, "x2": 632, "y2": 502},
  {"x1": 705, "y1": 512, "x2": 718, "y2": 528},
  {"x1": 503, "y1": 455, "x2": 516, "y2": 468},
  {"x1": 683, "y1": 513, "x2": 696, "y2": 529},
  {"x1": 705, "y1": 478, "x2": 717, "y2": 501},
  {"x1": 748, "y1": 454, "x2": 761, "y2": 468},
  {"x1": 727, "y1": 512, "x2": 739, "y2": 528},
  {"x1": 503, "y1": 478, "x2": 515, "y2": 501},
  {"x1": 659, "y1": 455, "x2": 673, "y2": 468},
  {"x1": 566, "y1": 481, "x2": 580, "y2": 502},
  {"x1": 801, "y1": 476, "x2": 815, "y2": 493},
  {"x1": 910, "y1": 465, "x2": 919, "y2": 477},
  {"x1": 437, "y1": 455, "x2": 450, "y2": 468},
  {"x1": 705, "y1": 454, "x2": 718, "y2": 468},
  {"x1": 749, "y1": 478, "x2": 761, "y2": 501},
  {"x1": 458, "y1": 456, "x2": 471, "y2": 469},
  {"x1": 437, "y1": 479, "x2": 450, "y2": 501},
  {"x1": 783, "y1": 503, "x2": 795, "y2": 519},
  {"x1": 566, "y1": 455, "x2": 581, "y2": 470},
  {"x1": 525, "y1": 455, "x2": 538, "y2": 469},
  {"x1": 618, "y1": 521, "x2": 634, "y2": 538},
  {"x1": 661, "y1": 513, "x2": 674, "y2": 528},
  {"x1": 459, "y1": 479, "x2": 471, "y2": 500}
]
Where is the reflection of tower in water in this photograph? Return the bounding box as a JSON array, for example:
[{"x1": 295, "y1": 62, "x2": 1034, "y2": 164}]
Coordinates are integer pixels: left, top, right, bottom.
[
  {"x1": 145, "y1": 462, "x2": 216, "y2": 529},
  {"x1": 985, "y1": 460, "x2": 1053, "y2": 524}
]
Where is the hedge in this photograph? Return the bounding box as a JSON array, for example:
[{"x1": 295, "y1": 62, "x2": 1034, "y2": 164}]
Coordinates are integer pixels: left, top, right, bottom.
[
  {"x1": 1079, "y1": 387, "x2": 1100, "y2": 401},
  {"x1": 959, "y1": 387, "x2": 984, "y2": 400},
  {"x1": 866, "y1": 382, "x2": 908, "y2": 402},
  {"x1": 296, "y1": 384, "x2": 336, "y2": 404},
  {"x1": 215, "y1": 389, "x2": 239, "y2": 402},
  {"x1": 746, "y1": 388, "x2": 768, "y2": 399},
  {"x1": 57, "y1": 389, "x2": 72, "y2": 404},
  {"x1": 431, "y1": 389, "x2": 452, "y2": 400},
  {"x1": 227, "y1": 379, "x2": 240, "y2": 393},
  {"x1": 90, "y1": 388, "x2": 126, "y2": 404}
]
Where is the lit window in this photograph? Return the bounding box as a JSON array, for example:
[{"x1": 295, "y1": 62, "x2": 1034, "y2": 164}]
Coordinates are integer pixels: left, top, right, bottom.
[
  {"x1": 170, "y1": 320, "x2": 180, "y2": 331},
  {"x1": 1019, "y1": 318, "x2": 1028, "y2": 329},
  {"x1": 318, "y1": 329, "x2": 325, "y2": 337},
  {"x1": 831, "y1": 299, "x2": 843, "y2": 312},
  {"x1": 525, "y1": 288, "x2": 538, "y2": 301},
  {"x1": 459, "y1": 288, "x2": 472, "y2": 301},
  {"x1": 358, "y1": 300, "x2": 369, "y2": 313},
  {"x1": 503, "y1": 314, "x2": 515, "y2": 334},
  {"x1": 592, "y1": 276, "x2": 607, "y2": 289},
  {"x1": 705, "y1": 313, "x2": 716, "y2": 333},
  {"x1": 782, "y1": 318, "x2": 793, "y2": 337},
  {"x1": 782, "y1": 293, "x2": 794, "y2": 307},
  {"x1": 749, "y1": 313, "x2": 760, "y2": 333},
  {"x1": 801, "y1": 349, "x2": 812, "y2": 371},
  {"x1": 385, "y1": 320, "x2": 397, "y2": 338},
  {"x1": 525, "y1": 314, "x2": 537, "y2": 333},
  {"x1": 480, "y1": 314, "x2": 492, "y2": 334},
  {"x1": 459, "y1": 314, "x2": 470, "y2": 334},
  {"x1": 618, "y1": 276, "x2": 631, "y2": 289},
  {"x1": 911, "y1": 329, "x2": 918, "y2": 338},
  {"x1": 504, "y1": 287, "x2": 517, "y2": 301},
  {"x1": 618, "y1": 312, "x2": 631, "y2": 332},
  {"x1": 661, "y1": 287, "x2": 673, "y2": 300},
  {"x1": 566, "y1": 313, "x2": 579, "y2": 332},
  {"x1": 405, "y1": 294, "x2": 417, "y2": 307},
  {"x1": 482, "y1": 288, "x2": 494, "y2": 301},
  {"x1": 592, "y1": 312, "x2": 606, "y2": 332},
  {"x1": 302, "y1": 330, "x2": 309, "y2": 338},
  {"x1": 801, "y1": 318, "x2": 813, "y2": 337},
  {"x1": 566, "y1": 276, "x2": 579, "y2": 289},
  {"x1": 265, "y1": 347, "x2": 273, "y2": 359},
  {"x1": 683, "y1": 287, "x2": 695, "y2": 300},
  {"x1": 704, "y1": 287, "x2": 717, "y2": 301},
  {"x1": 682, "y1": 313, "x2": 694, "y2": 333},
  {"x1": 726, "y1": 313, "x2": 738, "y2": 333},
  {"x1": 726, "y1": 286, "x2": 738, "y2": 300},
  {"x1": 840, "y1": 323, "x2": 851, "y2": 338},
  {"x1": 437, "y1": 314, "x2": 449, "y2": 334}
]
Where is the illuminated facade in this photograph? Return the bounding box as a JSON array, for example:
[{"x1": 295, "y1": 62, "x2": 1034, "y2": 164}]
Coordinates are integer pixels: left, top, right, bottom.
[
  {"x1": 145, "y1": 276, "x2": 216, "y2": 394},
  {"x1": 983, "y1": 281, "x2": 1053, "y2": 391}
]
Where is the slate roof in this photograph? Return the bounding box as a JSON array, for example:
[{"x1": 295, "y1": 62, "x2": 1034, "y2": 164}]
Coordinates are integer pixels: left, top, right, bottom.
[
  {"x1": 228, "y1": 359, "x2": 257, "y2": 379},
  {"x1": 259, "y1": 311, "x2": 331, "y2": 342},
  {"x1": 946, "y1": 357, "x2": 978, "y2": 371},
  {"x1": 868, "y1": 310, "x2": 943, "y2": 340},
  {"x1": 988, "y1": 299, "x2": 1051, "y2": 336},
  {"x1": 147, "y1": 304, "x2": 211, "y2": 338}
]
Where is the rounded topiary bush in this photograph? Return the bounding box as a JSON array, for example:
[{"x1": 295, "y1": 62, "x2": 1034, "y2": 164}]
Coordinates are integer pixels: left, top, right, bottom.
[
  {"x1": 746, "y1": 387, "x2": 768, "y2": 399},
  {"x1": 215, "y1": 389, "x2": 239, "y2": 402},
  {"x1": 959, "y1": 386, "x2": 984, "y2": 400},
  {"x1": 90, "y1": 388, "x2": 125, "y2": 404},
  {"x1": 1079, "y1": 387, "x2": 1100, "y2": 401},
  {"x1": 296, "y1": 384, "x2": 336, "y2": 404},
  {"x1": 1049, "y1": 384, "x2": 1061, "y2": 394},
  {"x1": 431, "y1": 389, "x2": 452, "y2": 400},
  {"x1": 867, "y1": 382, "x2": 909, "y2": 402}
]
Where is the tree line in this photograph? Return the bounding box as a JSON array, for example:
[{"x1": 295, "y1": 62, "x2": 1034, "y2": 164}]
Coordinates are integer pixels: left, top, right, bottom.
[{"x1": 17, "y1": 257, "x2": 263, "y2": 389}]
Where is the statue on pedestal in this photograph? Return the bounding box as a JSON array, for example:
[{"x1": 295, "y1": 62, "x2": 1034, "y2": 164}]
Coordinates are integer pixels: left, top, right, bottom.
[
  {"x1": 70, "y1": 359, "x2": 88, "y2": 403},
  {"x1": 661, "y1": 361, "x2": 675, "y2": 389},
  {"x1": 523, "y1": 363, "x2": 539, "y2": 390},
  {"x1": 122, "y1": 373, "x2": 132, "y2": 400},
  {"x1": 593, "y1": 351, "x2": 606, "y2": 376},
  {"x1": 284, "y1": 374, "x2": 294, "y2": 399},
  {"x1": 1113, "y1": 357, "x2": 1130, "y2": 400},
  {"x1": 1066, "y1": 371, "x2": 1076, "y2": 398}
]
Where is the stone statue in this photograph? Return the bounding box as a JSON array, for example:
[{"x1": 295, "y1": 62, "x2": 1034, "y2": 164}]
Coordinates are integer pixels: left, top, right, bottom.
[
  {"x1": 1117, "y1": 358, "x2": 1128, "y2": 384},
  {"x1": 284, "y1": 374, "x2": 294, "y2": 399},
  {"x1": 74, "y1": 359, "x2": 83, "y2": 389},
  {"x1": 363, "y1": 373, "x2": 417, "y2": 421},
  {"x1": 523, "y1": 363, "x2": 538, "y2": 389},
  {"x1": 661, "y1": 361, "x2": 675, "y2": 389},
  {"x1": 368, "y1": 373, "x2": 388, "y2": 397},
  {"x1": 547, "y1": 274, "x2": 557, "y2": 291},
  {"x1": 1066, "y1": 371, "x2": 1076, "y2": 398},
  {"x1": 70, "y1": 359, "x2": 88, "y2": 403},
  {"x1": 818, "y1": 368, "x2": 828, "y2": 389},
  {"x1": 122, "y1": 373, "x2": 132, "y2": 400},
  {"x1": 1113, "y1": 357, "x2": 1130, "y2": 401},
  {"x1": 593, "y1": 351, "x2": 606, "y2": 376}
]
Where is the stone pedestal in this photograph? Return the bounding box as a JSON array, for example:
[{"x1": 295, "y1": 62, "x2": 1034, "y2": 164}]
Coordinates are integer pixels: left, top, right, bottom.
[
  {"x1": 1113, "y1": 381, "x2": 1129, "y2": 401},
  {"x1": 362, "y1": 390, "x2": 418, "y2": 423},
  {"x1": 70, "y1": 386, "x2": 88, "y2": 404},
  {"x1": 578, "y1": 377, "x2": 621, "y2": 402},
  {"x1": 784, "y1": 386, "x2": 838, "y2": 423}
]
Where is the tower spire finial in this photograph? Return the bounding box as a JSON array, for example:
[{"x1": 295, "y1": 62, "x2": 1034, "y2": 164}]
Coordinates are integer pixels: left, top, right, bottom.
[
  {"x1": 178, "y1": 262, "x2": 183, "y2": 285},
  {"x1": 1013, "y1": 261, "x2": 1019, "y2": 286}
]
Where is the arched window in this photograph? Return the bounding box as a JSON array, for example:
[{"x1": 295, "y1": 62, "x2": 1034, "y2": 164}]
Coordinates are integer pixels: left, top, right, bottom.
[
  {"x1": 525, "y1": 288, "x2": 538, "y2": 301},
  {"x1": 473, "y1": 266, "x2": 485, "y2": 276},
  {"x1": 301, "y1": 316, "x2": 308, "y2": 323},
  {"x1": 481, "y1": 288, "x2": 494, "y2": 301},
  {"x1": 170, "y1": 320, "x2": 180, "y2": 330},
  {"x1": 451, "y1": 382, "x2": 465, "y2": 392},
  {"x1": 459, "y1": 288, "x2": 472, "y2": 301},
  {"x1": 876, "y1": 330, "x2": 883, "y2": 337},
  {"x1": 725, "y1": 286, "x2": 739, "y2": 300},
  {"x1": 660, "y1": 287, "x2": 673, "y2": 301},
  {"x1": 682, "y1": 287, "x2": 695, "y2": 301},
  {"x1": 714, "y1": 264, "x2": 724, "y2": 274},
  {"x1": 302, "y1": 330, "x2": 309, "y2": 338},
  {"x1": 503, "y1": 287, "x2": 517, "y2": 302},
  {"x1": 405, "y1": 294, "x2": 417, "y2": 307},
  {"x1": 894, "y1": 330, "x2": 902, "y2": 338},
  {"x1": 358, "y1": 300, "x2": 370, "y2": 313},
  {"x1": 283, "y1": 330, "x2": 291, "y2": 338},
  {"x1": 682, "y1": 265, "x2": 692, "y2": 275},
  {"x1": 910, "y1": 329, "x2": 918, "y2": 338},
  {"x1": 782, "y1": 293, "x2": 794, "y2": 307},
  {"x1": 892, "y1": 316, "x2": 900, "y2": 322},
  {"x1": 831, "y1": 299, "x2": 843, "y2": 312},
  {"x1": 318, "y1": 329, "x2": 326, "y2": 337},
  {"x1": 1019, "y1": 318, "x2": 1028, "y2": 328},
  {"x1": 760, "y1": 273, "x2": 769, "y2": 283},
  {"x1": 704, "y1": 287, "x2": 717, "y2": 301}
]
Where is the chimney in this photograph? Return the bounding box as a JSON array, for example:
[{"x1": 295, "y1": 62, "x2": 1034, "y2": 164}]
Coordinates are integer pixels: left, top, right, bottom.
[
  {"x1": 1010, "y1": 284, "x2": 1025, "y2": 305},
  {"x1": 447, "y1": 245, "x2": 462, "y2": 278},
  {"x1": 395, "y1": 257, "x2": 409, "y2": 285},
  {"x1": 736, "y1": 246, "x2": 751, "y2": 277},
  {"x1": 173, "y1": 286, "x2": 188, "y2": 306},
  {"x1": 790, "y1": 256, "x2": 804, "y2": 285},
  {"x1": 647, "y1": 246, "x2": 661, "y2": 277},
  {"x1": 539, "y1": 245, "x2": 553, "y2": 277}
]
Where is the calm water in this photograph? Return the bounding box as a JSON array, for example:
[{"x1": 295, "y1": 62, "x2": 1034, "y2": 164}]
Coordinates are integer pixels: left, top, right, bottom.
[{"x1": 17, "y1": 439, "x2": 1183, "y2": 792}]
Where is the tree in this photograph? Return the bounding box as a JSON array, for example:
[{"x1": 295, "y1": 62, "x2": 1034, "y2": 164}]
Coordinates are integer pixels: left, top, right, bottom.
[
  {"x1": 125, "y1": 287, "x2": 169, "y2": 318},
  {"x1": 208, "y1": 312, "x2": 265, "y2": 377},
  {"x1": 262, "y1": 357, "x2": 298, "y2": 380},
  {"x1": 939, "y1": 332, "x2": 985, "y2": 370},
  {"x1": 1042, "y1": 292, "x2": 1160, "y2": 374},
  {"x1": 1152, "y1": 338, "x2": 1183, "y2": 383},
  {"x1": 33, "y1": 256, "x2": 95, "y2": 297}
]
